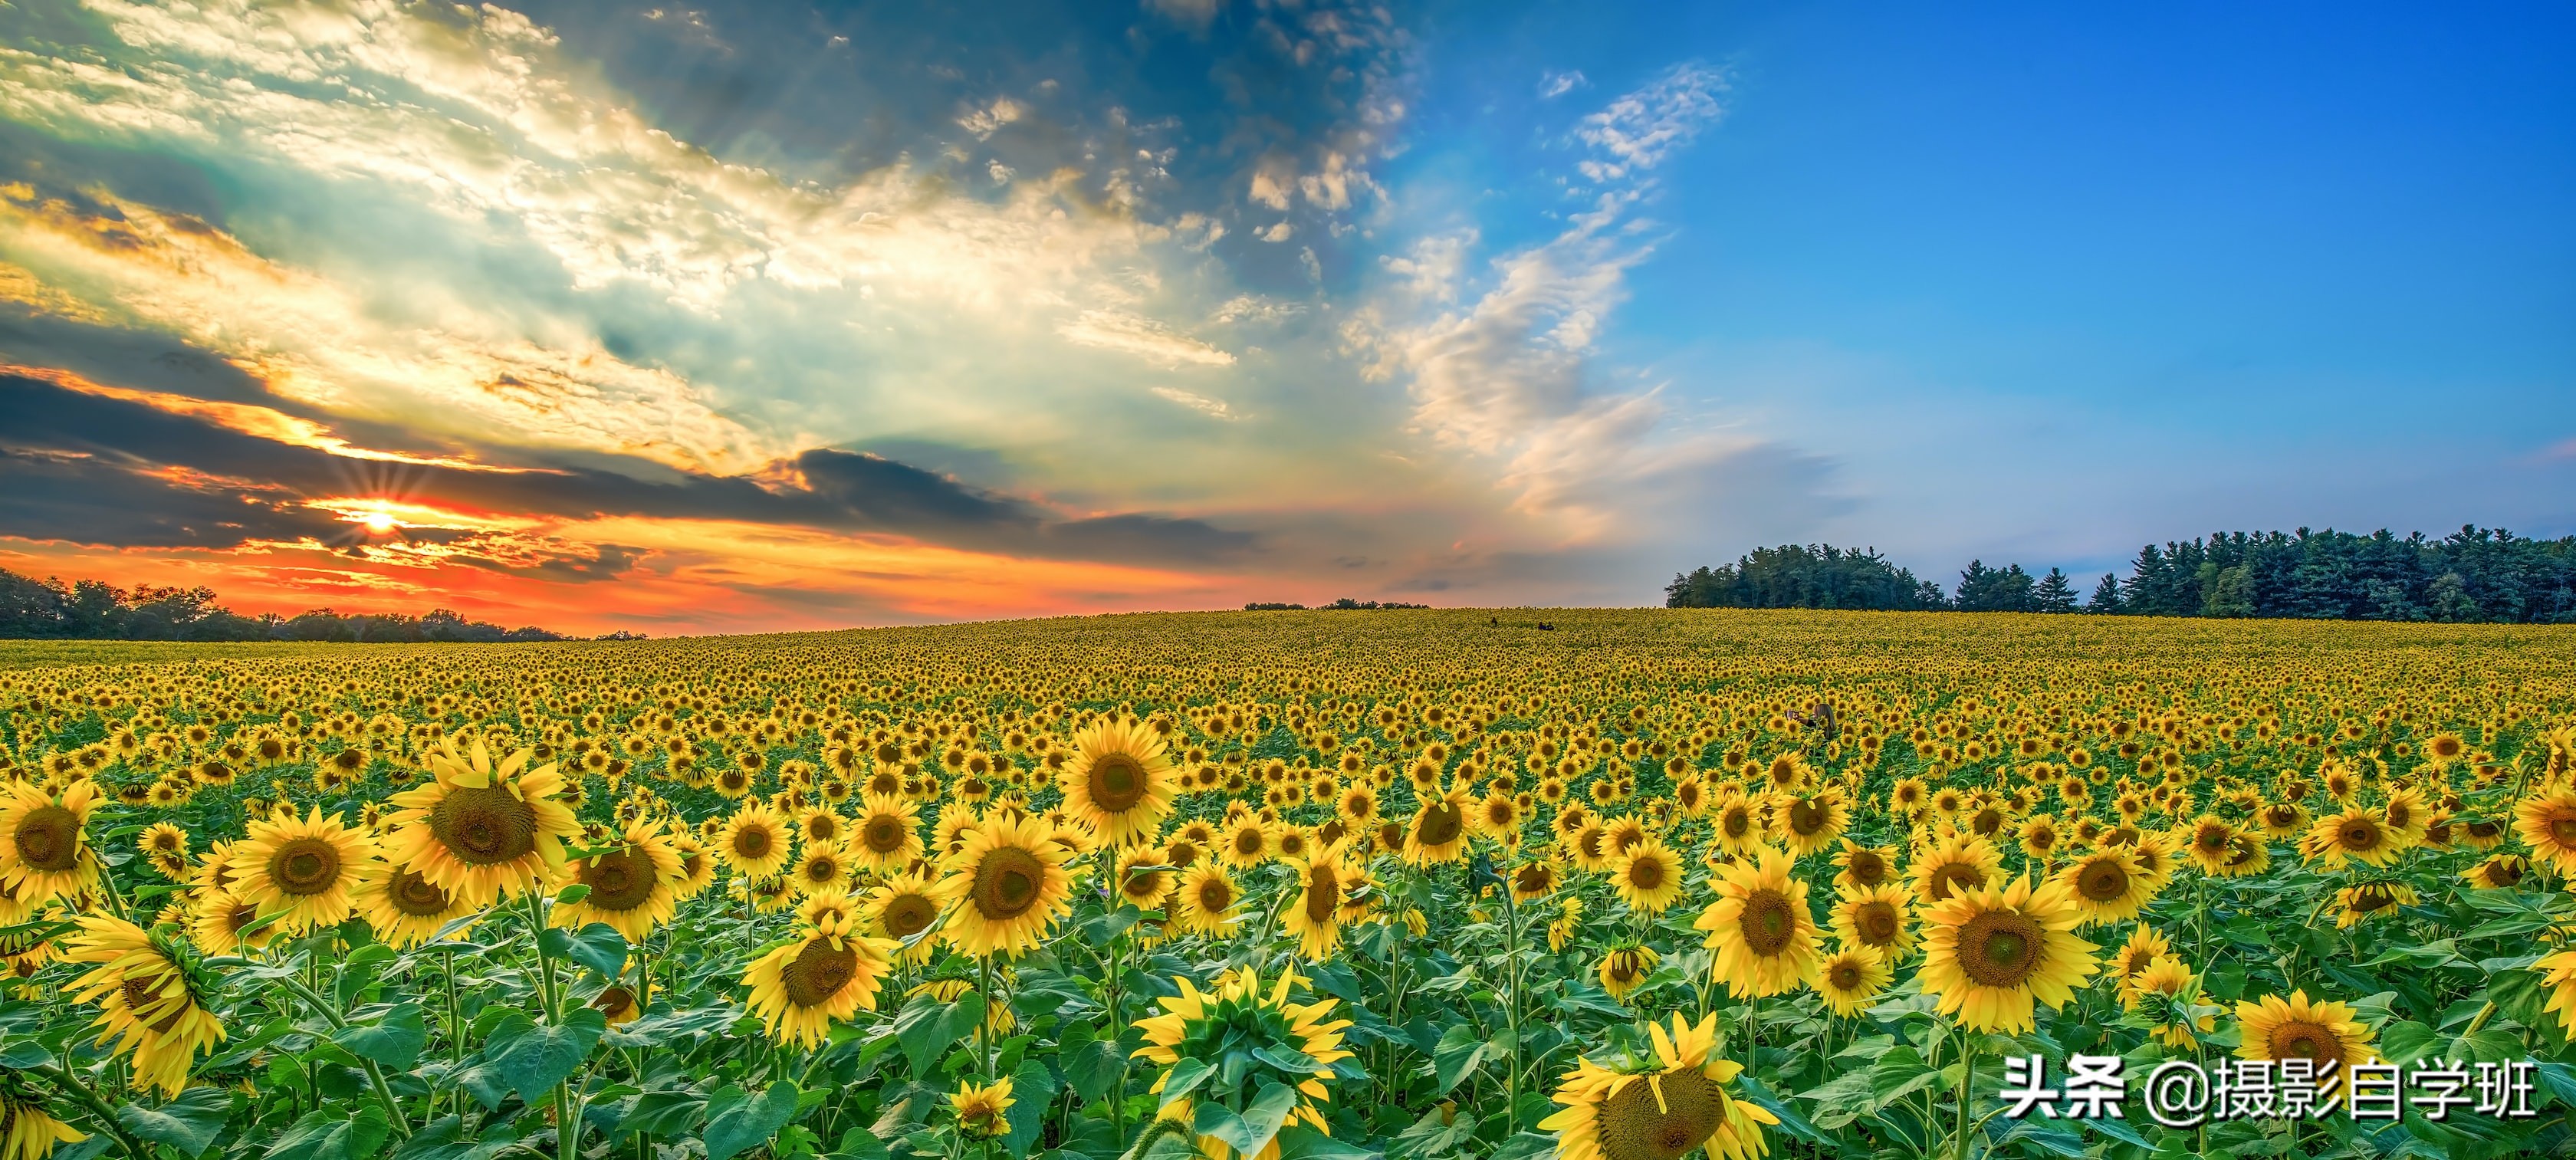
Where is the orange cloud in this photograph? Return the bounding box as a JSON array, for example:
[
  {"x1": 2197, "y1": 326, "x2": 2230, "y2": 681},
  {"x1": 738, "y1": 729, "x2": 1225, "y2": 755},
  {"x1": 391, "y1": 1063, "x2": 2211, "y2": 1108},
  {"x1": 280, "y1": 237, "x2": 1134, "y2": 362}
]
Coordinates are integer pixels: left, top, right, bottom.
[{"x1": 1, "y1": 363, "x2": 530, "y2": 473}]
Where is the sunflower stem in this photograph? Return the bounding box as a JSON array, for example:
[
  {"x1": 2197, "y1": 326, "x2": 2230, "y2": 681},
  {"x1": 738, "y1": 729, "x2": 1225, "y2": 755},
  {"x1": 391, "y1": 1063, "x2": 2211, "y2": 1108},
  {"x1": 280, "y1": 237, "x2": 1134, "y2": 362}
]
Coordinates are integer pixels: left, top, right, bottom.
[
  {"x1": 269, "y1": 968, "x2": 413, "y2": 1139},
  {"x1": 34, "y1": 1061, "x2": 153, "y2": 1160},
  {"x1": 1949, "y1": 1030, "x2": 1977, "y2": 1160}
]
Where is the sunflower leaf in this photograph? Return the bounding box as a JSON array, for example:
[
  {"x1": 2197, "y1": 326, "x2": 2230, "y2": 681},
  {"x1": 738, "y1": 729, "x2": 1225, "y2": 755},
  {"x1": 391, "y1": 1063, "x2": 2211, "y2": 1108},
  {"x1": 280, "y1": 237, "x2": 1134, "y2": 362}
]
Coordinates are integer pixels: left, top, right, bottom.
[
  {"x1": 564, "y1": 923, "x2": 629, "y2": 977},
  {"x1": 333, "y1": 1001, "x2": 429, "y2": 1070},
  {"x1": 1195, "y1": 1082, "x2": 1297, "y2": 1160},
  {"x1": 117, "y1": 1086, "x2": 232, "y2": 1158},
  {"x1": 702, "y1": 1081, "x2": 802, "y2": 1160},
  {"x1": 490, "y1": 1007, "x2": 607, "y2": 1102},
  {"x1": 264, "y1": 1105, "x2": 391, "y2": 1160},
  {"x1": 1159, "y1": 1057, "x2": 1216, "y2": 1110}
]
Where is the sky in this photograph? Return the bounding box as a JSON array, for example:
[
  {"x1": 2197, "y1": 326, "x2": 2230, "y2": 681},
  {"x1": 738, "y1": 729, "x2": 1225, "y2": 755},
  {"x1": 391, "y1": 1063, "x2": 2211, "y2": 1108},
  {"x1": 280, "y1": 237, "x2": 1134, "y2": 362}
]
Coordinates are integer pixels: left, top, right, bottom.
[{"x1": 0, "y1": 0, "x2": 2569, "y2": 634}]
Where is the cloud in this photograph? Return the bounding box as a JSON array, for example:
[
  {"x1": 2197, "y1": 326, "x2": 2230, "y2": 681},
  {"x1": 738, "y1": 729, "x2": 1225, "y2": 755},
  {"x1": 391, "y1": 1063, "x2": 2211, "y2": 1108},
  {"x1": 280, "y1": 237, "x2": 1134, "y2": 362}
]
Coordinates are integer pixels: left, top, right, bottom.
[
  {"x1": 1573, "y1": 61, "x2": 1727, "y2": 182},
  {"x1": 1380, "y1": 232, "x2": 1474, "y2": 303},
  {"x1": 1539, "y1": 70, "x2": 1589, "y2": 99},
  {"x1": 1055, "y1": 310, "x2": 1237, "y2": 367},
  {"x1": 1151, "y1": 386, "x2": 1241, "y2": 420},
  {"x1": 958, "y1": 96, "x2": 1028, "y2": 139}
]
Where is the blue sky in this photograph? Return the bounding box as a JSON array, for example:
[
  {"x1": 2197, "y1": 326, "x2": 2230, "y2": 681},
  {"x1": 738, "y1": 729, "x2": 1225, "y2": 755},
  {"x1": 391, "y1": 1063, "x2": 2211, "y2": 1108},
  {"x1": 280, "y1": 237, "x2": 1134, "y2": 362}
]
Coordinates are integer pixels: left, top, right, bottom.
[{"x1": 0, "y1": 0, "x2": 2566, "y2": 629}]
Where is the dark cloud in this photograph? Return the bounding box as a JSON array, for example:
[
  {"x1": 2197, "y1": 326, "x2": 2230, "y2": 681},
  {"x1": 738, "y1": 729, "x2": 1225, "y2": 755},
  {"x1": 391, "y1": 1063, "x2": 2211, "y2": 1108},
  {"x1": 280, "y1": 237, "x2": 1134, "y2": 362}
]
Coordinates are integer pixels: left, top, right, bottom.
[{"x1": 0, "y1": 368, "x2": 1254, "y2": 565}]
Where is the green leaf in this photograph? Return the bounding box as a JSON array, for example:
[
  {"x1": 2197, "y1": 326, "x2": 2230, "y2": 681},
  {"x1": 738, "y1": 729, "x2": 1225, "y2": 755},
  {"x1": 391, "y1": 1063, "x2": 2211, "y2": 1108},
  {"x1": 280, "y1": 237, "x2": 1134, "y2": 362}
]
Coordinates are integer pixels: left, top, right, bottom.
[
  {"x1": 564, "y1": 923, "x2": 629, "y2": 978},
  {"x1": 1060, "y1": 1028, "x2": 1128, "y2": 1102},
  {"x1": 618, "y1": 1089, "x2": 710, "y2": 1139},
  {"x1": 265, "y1": 1105, "x2": 392, "y2": 1160},
  {"x1": 891, "y1": 991, "x2": 984, "y2": 1077},
  {"x1": 2362, "y1": 939, "x2": 2460, "y2": 970},
  {"x1": 1195, "y1": 1083, "x2": 1297, "y2": 1160},
  {"x1": 2375, "y1": 1020, "x2": 2442, "y2": 1065},
  {"x1": 827, "y1": 1125, "x2": 890, "y2": 1160},
  {"x1": 1003, "y1": 1060, "x2": 1060, "y2": 1156},
  {"x1": 335, "y1": 943, "x2": 399, "y2": 1007},
  {"x1": 702, "y1": 1082, "x2": 802, "y2": 1160},
  {"x1": 117, "y1": 1086, "x2": 230, "y2": 1158},
  {"x1": 393, "y1": 1117, "x2": 525, "y2": 1160},
  {"x1": 556, "y1": 884, "x2": 593, "y2": 905},
  {"x1": 334, "y1": 1003, "x2": 429, "y2": 1070},
  {"x1": 603, "y1": 1004, "x2": 740, "y2": 1048},
  {"x1": 1430, "y1": 1024, "x2": 1490, "y2": 1095},
  {"x1": 1158, "y1": 1057, "x2": 1214, "y2": 1110},
  {"x1": 0, "y1": 1039, "x2": 53, "y2": 1070},
  {"x1": 490, "y1": 1007, "x2": 608, "y2": 1102},
  {"x1": 1276, "y1": 1124, "x2": 1379, "y2": 1160}
]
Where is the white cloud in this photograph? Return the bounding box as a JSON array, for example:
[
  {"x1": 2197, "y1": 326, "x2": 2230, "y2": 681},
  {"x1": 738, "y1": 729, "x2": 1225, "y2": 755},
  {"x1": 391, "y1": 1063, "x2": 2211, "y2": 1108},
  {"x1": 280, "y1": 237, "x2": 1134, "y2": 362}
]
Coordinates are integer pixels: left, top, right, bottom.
[
  {"x1": 957, "y1": 97, "x2": 1027, "y2": 139},
  {"x1": 1258, "y1": 222, "x2": 1294, "y2": 242},
  {"x1": 1211, "y1": 294, "x2": 1303, "y2": 324},
  {"x1": 1056, "y1": 310, "x2": 1237, "y2": 367},
  {"x1": 1539, "y1": 69, "x2": 1589, "y2": 99},
  {"x1": 1573, "y1": 61, "x2": 1727, "y2": 182},
  {"x1": 1380, "y1": 232, "x2": 1474, "y2": 303},
  {"x1": 1151, "y1": 386, "x2": 1241, "y2": 420}
]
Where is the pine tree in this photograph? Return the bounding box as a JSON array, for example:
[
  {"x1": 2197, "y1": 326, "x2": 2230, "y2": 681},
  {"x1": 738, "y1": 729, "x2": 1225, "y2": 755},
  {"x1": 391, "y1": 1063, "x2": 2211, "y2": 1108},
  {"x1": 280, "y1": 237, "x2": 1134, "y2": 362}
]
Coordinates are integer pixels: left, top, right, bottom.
[
  {"x1": 2033, "y1": 567, "x2": 2078, "y2": 613},
  {"x1": 2086, "y1": 573, "x2": 2124, "y2": 613}
]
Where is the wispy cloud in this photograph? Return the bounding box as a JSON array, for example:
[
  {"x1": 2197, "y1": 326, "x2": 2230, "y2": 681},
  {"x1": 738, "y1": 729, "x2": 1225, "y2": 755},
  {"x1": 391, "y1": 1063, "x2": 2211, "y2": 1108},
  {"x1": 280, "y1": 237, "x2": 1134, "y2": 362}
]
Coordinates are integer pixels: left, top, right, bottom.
[
  {"x1": 1539, "y1": 69, "x2": 1589, "y2": 99},
  {"x1": 1055, "y1": 310, "x2": 1237, "y2": 367}
]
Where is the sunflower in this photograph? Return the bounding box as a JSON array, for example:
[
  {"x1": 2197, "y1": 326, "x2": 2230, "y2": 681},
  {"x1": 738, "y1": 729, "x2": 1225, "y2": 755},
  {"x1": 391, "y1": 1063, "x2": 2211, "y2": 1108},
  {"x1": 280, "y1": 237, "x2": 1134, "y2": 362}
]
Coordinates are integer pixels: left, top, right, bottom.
[
  {"x1": 2332, "y1": 881, "x2": 2417, "y2": 928},
  {"x1": 933, "y1": 811, "x2": 1074, "y2": 958},
  {"x1": 1609, "y1": 837, "x2": 1685, "y2": 915},
  {"x1": 787, "y1": 838, "x2": 857, "y2": 899},
  {"x1": 1769, "y1": 789, "x2": 1847, "y2": 857},
  {"x1": 910, "y1": 978, "x2": 1017, "y2": 1037},
  {"x1": 187, "y1": 889, "x2": 281, "y2": 956},
  {"x1": 1511, "y1": 857, "x2": 1562, "y2": 902},
  {"x1": 669, "y1": 836, "x2": 719, "y2": 899},
  {"x1": 63, "y1": 916, "x2": 226, "y2": 1096},
  {"x1": 554, "y1": 820, "x2": 684, "y2": 942},
  {"x1": 2054, "y1": 847, "x2": 2153, "y2": 928},
  {"x1": 2106, "y1": 925, "x2": 2171, "y2": 1001},
  {"x1": 2537, "y1": 948, "x2": 2576, "y2": 1037},
  {"x1": 949, "y1": 1077, "x2": 1014, "y2": 1139},
  {"x1": 1115, "y1": 846, "x2": 1177, "y2": 911},
  {"x1": 0, "y1": 1091, "x2": 84, "y2": 1160},
  {"x1": 0, "y1": 780, "x2": 100, "y2": 906},
  {"x1": 2515, "y1": 789, "x2": 2576, "y2": 876},
  {"x1": 1405, "y1": 787, "x2": 1473, "y2": 866},
  {"x1": 1221, "y1": 817, "x2": 1274, "y2": 869},
  {"x1": 1541, "y1": 1012, "x2": 1777, "y2": 1160},
  {"x1": 1831, "y1": 840, "x2": 1896, "y2": 892},
  {"x1": 1133, "y1": 966, "x2": 1354, "y2": 1155},
  {"x1": 1812, "y1": 945, "x2": 1892, "y2": 1017},
  {"x1": 740, "y1": 912, "x2": 899, "y2": 1046},
  {"x1": 849, "y1": 794, "x2": 924, "y2": 873},
  {"x1": 226, "y1": 807, "x2": 368, "y2": 935},
  {"x1": 381, "y1": 739, "x2": 581, "y2": 905},
  {"x1": 1597, "y1": 945, "x2": 1659, "y2": 1000},
  {"x1": 1173, "y1": 863, "x2": 1243, "y2": 936},
  {"x1": 1917, "y1": 874, "x2": 2098, "y2": 1034},
  {"x1": 1828, "y1": 883, "x2": 1917, "y2": 960},
  {"x1": 2463, "y1": 853, "x2": 2530, "y2": 890},
  {"x1": 589, "y1": 984, "x2": 644, "y2": 1027},
  {"x1": 2128, "y1": 955, "x2": 2214, "y2": 1048},
  {"x1": 2233, "y1": 990, "x2": 2377, "y2": 1083},
  {"x1": 1907, "y1": 832, "x2": 2003, "y2": 905},
  {"x1": 1058, "y1": 717, "x2": 1178, "y2": 847},
  {"x1": 717, "y1": 803, "x2": 796, "y2": 879},
  {"x1": 1708, "y1": 791, "x2": 1766, "y2": 856},
  {"x1": 1283, "y1": 842, "x2": 1355, "y2": 961},
  {"x1": 1694, "y1": 847, "x2": 1820, "y2": 997},
  {"x1": 351, "y1": 853, "x2": 476, "y2": 949},
  {"x1": 2178, "y1": 815, "x2": 2236, "y2": 875},
  {"x1": 863, "y1": 869, "x2": 944, "y2": 965},
  {"x1": 2305, "y1": 807, "x2": 2404, "y2": 869}
]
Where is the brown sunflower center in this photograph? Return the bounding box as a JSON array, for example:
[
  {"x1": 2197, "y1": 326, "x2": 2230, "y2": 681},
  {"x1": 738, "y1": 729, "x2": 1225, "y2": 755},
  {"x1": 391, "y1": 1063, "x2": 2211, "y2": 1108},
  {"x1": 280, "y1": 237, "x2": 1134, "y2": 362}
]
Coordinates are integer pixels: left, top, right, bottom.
[
  {"x1": 2076, "y1": 859, "x2": 2131, "y2": 902},
  {"x1": 1416, "y1": 800, "x2": 1465, "y2": 847},
  {"x1": 1930, "y1": 862, "x2": 1986, "y2": 901},
  {"x1": 270, "y1": 836, "x2": 343, "y2": 896},
  {"x1": 1955, "y1": 909, "x2": 2044, "y2": 987},
  {"x1": 780, "y1": 938, "x2": 859, "y2": 1008},
  {"x1": 1789, "y1": 800, "x2": 1825, "y2": 836},
  {"x1": 1722, "y1": 809, "x2": 1751, "y2": 838},
  {"x1": 1303, "y1": 865, "x2": 1341, "y2": 923},
  {"x1": 1845, "y1": 850, "x2": 1887, "y2": 886},
  {"x1": 970, "y1": 845, "x2": 1046, "y2": 921},
  {"x1": 2348, "y1": 885, "x2": 2398, "y2": 912},
  {"x1": 580, "y1": 846, "x2": 659, "y2": 912},
  {"x1": 429, "y1": 786, "x2": 539, "y2": 866},
  {"x1": 1855, "y1": 900, "x2": 1900, "y2": 946},
  {"x1": 1597, "y1": 1070, "x2": 1727, "y2": 1160},
  {"x1": 13, "y1": 805, "x2": 79, "y2": 872},
  {"x1": 592, "y1": 986, "x2": 636, "y2": 1020},
  {"x1": 2337, "y1": 818, "x2": 2381, "y2": 851},
  {"x1": 1087, "y1": 753, "x2": 1149, "y2": 813},
  {"x1": 882, "y1": 892, "x2": 938, "y2": 938},
  {"x1": 2267, "y1": 1018, "x2": 2341, "y2": 1064},
  {"x1": 801, "y1": 853, "x2": 842, "y2": 886},
  {"x1": 1195, "y1": 876, "x2": 1234, "y2": 912},
  {"x1": 1829, "y1": 961, "x2": 1863, "y2": 989},
  {"x1": 120, "y1": 975, "x2": 192, "y2": 1034},
  {"x1": 862, "y1": 815, "x2": 907, "y2": 854},
  {"x1": 1516, "y1": 864, "x2": 1552, "y2": 893},
  {"x1": 2548, "y1": 816, "x2": 2576, "y2": 848},
  {"x1": 389, "y1": 868, "x2": 453, "y2": 917},
  {"x1": 1737, "y1": 888, "x2": 1796, "y2": 957},
  {"x1": 1625, "y1": 855, "x2": 1667, "y2": 892},
  {"x1": 2488, "y1": 859, "x2": 2525, "y2": 886},
  {"x1": 731, "y1": 824, "x2": 775, "y2": 861}
]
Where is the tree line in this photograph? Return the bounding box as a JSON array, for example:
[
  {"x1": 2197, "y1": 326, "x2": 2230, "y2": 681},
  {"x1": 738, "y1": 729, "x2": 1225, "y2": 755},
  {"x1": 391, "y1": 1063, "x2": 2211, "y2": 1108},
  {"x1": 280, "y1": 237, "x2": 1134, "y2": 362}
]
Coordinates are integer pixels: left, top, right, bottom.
[
  {"x1": 0, "y1": 568, "x2": 594, "y2": 642},
  {"x1": 1665, "y1": 526, "x2": 2576, "y2": 623}
]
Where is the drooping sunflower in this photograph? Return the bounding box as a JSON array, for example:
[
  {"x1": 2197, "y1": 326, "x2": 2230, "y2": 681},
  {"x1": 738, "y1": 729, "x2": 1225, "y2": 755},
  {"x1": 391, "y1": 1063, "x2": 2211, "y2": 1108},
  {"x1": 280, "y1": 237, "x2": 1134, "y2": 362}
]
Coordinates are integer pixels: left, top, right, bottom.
[
  {"x1": 1510, "y1": 856, "x2": 1563, "y2": 902},
  {"x1": 933, "y1": 811, "x2": 1074, "y2": 958},
  {"x1": 2054, "y1": 846, "x2": 2154, "y2": 928},
  {"x1": 1812, "y1": 945, "x2": 1892, "y2": 1017},
  {"x1": 1283, "y1": 842, "x2": 1355, "y2": 961},
  {"x1": 2463, "y1": 853, "x2": 2530, "y2": 890},
  {"x1": 381, "y1": 739, "x2": 581, "y2": 905},
  {"x1": 740, "y1": 912, "x2": 899, "y2": 1047},
  {"x1": 2331, "y1": 881, "x2": 2417, "y2": 929},
  {"x1": 2233, "y1": 990, "x2": 2378, "y2": 1082},
  {"x1": 0, "y1": 779, "x2": 100, "y2": 906},
  {"x1": 1907, "y1": 832, "x2": 2003, "y2": 905},
  {"x1": 863, "y1": 869, "x2": 944, "y2": 964},
  {"x1": 226, "y1": 807, "x2": 369, "y2": 935},
  {"x1": 1133, "y1": 966, "x2": 1355, "y2": 1155},
  {"x1": 554, "y1": 820, "x2": 684, "y2": 942},
  {"x1": 1694, "y1": 847, "x2": 1820, "y2": 997},
  {"x1": 849, "y1": 794, "x2": 924, "y2": 873},
  {"x1": 949, "y1": 1077, "x2": 1015, "y2": 1139},
  {"x1": 1405, "y1": 786, "x2": 1473, "y2": 866},
  {"x1": 669, "y1": 836, "x2": 718, "y2": 899},
  {"x1": 2129, "y1": 955, "x2": 2215, "y2": 1049},
  {"x1": 1115, "y1": 846, "x2": 1177, "y2": 911},
  {"x1": 1172, "y1": 863, "x2": 1243, "y2": 936},
  {"x1": 351, "y1": 853, "x2": 476, "y2": 949},
  {"x1": 1828, "y1": 883, "x2": 1917, "y2": 960},
  {"x1": 1541, "y1": 1012, "x2": 1777, "y2": 1160},
  {"x1": 1597, "y1": 945, "x2": 1660, "y2": 1000},
  {"x1": 1058, "y1": 717, "x2": 1178, "y2": 847},
  {"x1": 2515, "y1": 789, "x2": 2576, "y2": 876},
  {"x1": 1608, "y1": 836, "x2": 1685, "y2": 915},
  {"x1": 2106, "y1": 924, "x2": 2171, "y2": 1001},
  {"x1": 63, "y1": 916, "x2": 226, "y2": 1096},
  {"x1": 716, "y1": 803, "x2": 796, "y2": 879},
  {"x1": 1917, "y1": 874, "x2": 2098, "y2": 1035}
]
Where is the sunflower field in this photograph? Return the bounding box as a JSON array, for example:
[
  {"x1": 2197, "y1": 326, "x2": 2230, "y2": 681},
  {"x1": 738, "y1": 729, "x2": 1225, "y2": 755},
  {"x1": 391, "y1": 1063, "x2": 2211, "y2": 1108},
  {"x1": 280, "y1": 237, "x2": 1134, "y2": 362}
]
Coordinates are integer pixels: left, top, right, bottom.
[{"x1": 2, "y1": 609, "x2": 2574, "y2": 1160}]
